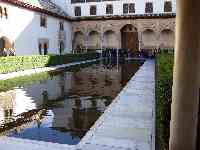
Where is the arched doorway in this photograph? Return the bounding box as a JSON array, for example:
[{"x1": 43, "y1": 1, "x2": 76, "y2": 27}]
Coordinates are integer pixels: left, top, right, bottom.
[
  {"x1": 160, "y1": 29, "x2": 175, "y2": 49},
  {"x1": 88, "y1": 31, "x2": 101, "y2": 50},
  {"x1": 59, "y1": 41, "x2": 65, "y2": 55},
  {"x1": 0, "y1": 36, "x2": 12, "y2": 51},
  {"x1": 142, "y1": 29, "x2": 157, "y2": 50},
  {"x1": 0, "y1": 36, "x2": 14, "y2": 56},
  {"x1": 73, "y1": 31, "x2": 85, "y2": 52},
  {"x1": 121, "y1": 24, "x2": 138, "y2": 52},
  {"x1": 103, "y1": 30, "x2": 117, "y2": 49}
]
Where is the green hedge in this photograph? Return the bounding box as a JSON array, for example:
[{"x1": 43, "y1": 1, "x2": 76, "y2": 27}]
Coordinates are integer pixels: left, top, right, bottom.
[
  {"x1": 0, "y1": 53, "x2": 99, "y2": 74},
  {"x1": 0, "y1": 60, "x2": 99, "y2": 92},
  {"x1": 155, "y1": 53, "x2": 174, "y2": 149}
]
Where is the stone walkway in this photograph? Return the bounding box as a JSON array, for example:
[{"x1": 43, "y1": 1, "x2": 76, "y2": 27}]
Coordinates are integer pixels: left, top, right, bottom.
[
  {"x1": 0, "y1": 59, "x2": 99, "y2": 80},
  {"x1": 78, "y1": 59, "x2": 155, "y2": 150},
  {"x1": 0, "y1": 59, "x2": 155, "y2": 150}
]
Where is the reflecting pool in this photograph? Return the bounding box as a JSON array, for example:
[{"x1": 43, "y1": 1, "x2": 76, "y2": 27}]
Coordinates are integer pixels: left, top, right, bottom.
[{"x1": 0, "y1": 59, "x2": 143, "y2": 145}]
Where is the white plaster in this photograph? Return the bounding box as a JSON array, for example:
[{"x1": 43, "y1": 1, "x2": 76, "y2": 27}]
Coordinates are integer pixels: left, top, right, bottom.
[
  {"x1": 0, "y1": 2, "x2": 72, "y2": 55},
  {"x1": 69, "y1": 0, "x2": 176, "y2": 17}
]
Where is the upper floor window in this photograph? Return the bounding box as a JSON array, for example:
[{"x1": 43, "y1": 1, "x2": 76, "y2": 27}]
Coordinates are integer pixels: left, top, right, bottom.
[
  {"x1": 123, "y1": 3, "x2": 135, "y2": 14},
  {"x1": 0, "y1": 6, "x2": 8, "y2": 19},
  {"x1": 86, "y1": 0, "x2": 101, "y2": 2},
  {"x1": 4, "y1": 8, "x2": 8, "y2": 18},
  {"x1": 71, "y1": 0, "x2": 85, "y2": 4},
  {"x1": 123, "y1": 4, "x2": 129, "y2": 14},
  {"x1": 75, "y1": 6, "x2": 81, "y2": 16},
  {"x1": 164, "y1": 1, "x2": 172, "y2": 12},
  {"x1": 90, "y1": 5, "x2": 97, "y2": 15},
  {"x1": 40, "y1": 15, "x2": 47, "y2": 28},
  {"x1": 59, "y1": 21, "x2": 64, "y2": 31},
  {"x1": 106, "y1": 4, "x2": 113, "y2": 14},
  {"x1": 0, "y1": 7, "x2": 3, "y2": 18},
  {"x1": 129, "y1": 3, "x2": 135, "y2": 13},
  {"x1": 145, "y1": 2, "x2": 153, "y2": 13}
]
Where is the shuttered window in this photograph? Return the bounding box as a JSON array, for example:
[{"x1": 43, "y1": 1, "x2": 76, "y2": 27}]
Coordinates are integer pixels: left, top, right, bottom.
[
  {"x1": 145, "y1": 2, "x2": 153, "y2": 13},
  {"x1": 164, "y1": 1, "x2": 172, "y2": 12}
]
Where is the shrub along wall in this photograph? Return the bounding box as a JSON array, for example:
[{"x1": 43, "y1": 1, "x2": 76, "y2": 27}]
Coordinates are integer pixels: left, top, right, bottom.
[
  {"x1": 0, "y1": 52, "x2": 99, "y2": 74},
  {"x1": 155, "y1": 53, "x2": 173, "y2": 150}
]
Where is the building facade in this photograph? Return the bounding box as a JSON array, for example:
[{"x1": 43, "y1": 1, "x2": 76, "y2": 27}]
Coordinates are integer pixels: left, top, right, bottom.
[
  {"x1": 0, "y1": 0, "x2": 72, "y2": 55},
  {"x1": 0, "y1": 0, "x2": 176, "y2": 55}
]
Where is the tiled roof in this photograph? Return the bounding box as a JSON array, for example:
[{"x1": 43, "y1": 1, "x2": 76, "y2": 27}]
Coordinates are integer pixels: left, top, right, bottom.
[
  {"x1": 1, "y1": 0, "x2": 71, "y2": 20},
  {"x1": 19, "y1": 0, "x2": 69, "y2": 17}
]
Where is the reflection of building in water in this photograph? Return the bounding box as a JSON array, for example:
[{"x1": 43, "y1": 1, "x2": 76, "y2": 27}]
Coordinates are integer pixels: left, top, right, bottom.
[
  {"x1": 69, "y1": 63, "x2": 122, "y2": 99},
  {"x1": 0, "y1": 89, "x2": 36, "y2": 124},
  {"x1": 121, "y1": 61, "x2": 141, "y2": 86},
  {"x1": 0, "y1": 73, "x2": 72, "y2": 125},
  {"x1": 51, "y1": 96, "x2": 108, "y2": 138},
  {"x1": 0, "y1": 63, "x2": 134, "y2": 140},
  {"x1": 0, "y1": 90, "x2": 16, "y2": 124}
]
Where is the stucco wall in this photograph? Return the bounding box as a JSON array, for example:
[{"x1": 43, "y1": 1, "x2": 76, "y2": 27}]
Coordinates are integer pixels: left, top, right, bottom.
[{"x1": 0, "y1": 2, "x2": 72, "y2": 55}]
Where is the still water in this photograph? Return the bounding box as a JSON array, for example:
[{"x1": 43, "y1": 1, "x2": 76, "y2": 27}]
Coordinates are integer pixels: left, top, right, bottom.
[{"x1": 0, "y1": 60, "x2": 142, "y2": 145}]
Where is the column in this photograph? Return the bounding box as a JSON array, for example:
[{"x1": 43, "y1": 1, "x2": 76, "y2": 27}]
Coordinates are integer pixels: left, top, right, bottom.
[
  {"x1": 169, "y1": 0, "x2": 200, "y2": 150},
  {"x1": 116, "y1": 31, "x2": 121, "y2": 49},
  {"x1": 138, "y1": 31, "x2": 142, "y2": 51},
  {"x1": 84, "y1": 33, "x2": 88, "y2": 53}
]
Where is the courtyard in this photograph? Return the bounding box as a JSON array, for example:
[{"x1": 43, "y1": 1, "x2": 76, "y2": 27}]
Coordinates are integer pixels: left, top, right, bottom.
[{"x1": 1, "y1": 0, "x2": 200, "y2": 149}]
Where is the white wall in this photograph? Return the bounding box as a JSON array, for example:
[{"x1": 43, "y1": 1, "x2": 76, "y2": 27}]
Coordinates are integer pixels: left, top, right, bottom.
[
  {"x1": 69, "y1": 0, "x2": 176, "y2": 17},
  {"x1": 0, "y1": 2, "x2": 72, "y2": 55}
]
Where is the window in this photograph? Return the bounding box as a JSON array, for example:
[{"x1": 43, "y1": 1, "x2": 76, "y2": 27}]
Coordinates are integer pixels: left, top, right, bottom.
[
  {"x1": 38, "y1": 43, "x2": 42, "y2": 55},
  {"x1": 0, "y1": 7, "x2": 8, "y2": 19},
  {"x1": 164, "y1": 1, "x2": 172, "y2": 12},
  {"x1": 59, "y1": 21, "x2": 64, "y2": 31},
  {"x1": 123, "y1": 4, "x2": 129, "y2": 14},
  {"x1": 86, "y1": 0, "x2": 101, "y2": 2},
  {"x1": 44, "y1": 43, "x2": 48, "y2": 55},
  {"x1": 59, "y1": 41, "x2": 65, "y2": 55},
  {"x1": 145, "y1": 2, "x2": 153, "y2": 13},
  {"x1": 4, "y1": 8, "x2": 7, "y2": 18},
  {"x1": 40, "y1": 15, "x2": 47, "y2": 27},
  {"x1": 106, "y1": 4, "x2": 113, "y2": 14},
  {"x1": 90, "y1": 5, "x2": 97, "y2": 15},
  {"x1": 71, "y1": 0, "x2": 85, "y2": 4},
  {"x1": 129, "y1": 3, "x2": 135, "y2": 13},
  {"x1": 38, "y1": 40, "x2": 49, "y2": 55},
  {"x1": 123, "y1": 3, "x2": 135, "y2": 14},
  {"x1": 75, "y1": 6, "x2": 81, "y2": 16},
  {"x1": 0, "y1": 7, "x2": 2, "y2": 18}
]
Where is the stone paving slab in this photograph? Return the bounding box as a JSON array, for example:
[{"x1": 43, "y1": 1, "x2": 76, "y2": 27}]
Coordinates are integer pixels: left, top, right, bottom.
[
  {"x1": 0, "y1": 137, "x2": 73, "y2": 150},
  {"x1": 0, "y1": 59, "x2": 99, "y2": 80}
]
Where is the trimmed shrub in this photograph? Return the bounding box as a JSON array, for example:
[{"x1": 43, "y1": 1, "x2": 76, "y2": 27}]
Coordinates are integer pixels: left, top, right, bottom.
[
  {"x1": 0, "y1": 52, "x2": 99, "y2": 74},
  {"x1": 0, "y1": 60, "x2": 99, "y2": 92},
  {"x1": 155, "y1": 53, "x2": 173, "y2": 150}
]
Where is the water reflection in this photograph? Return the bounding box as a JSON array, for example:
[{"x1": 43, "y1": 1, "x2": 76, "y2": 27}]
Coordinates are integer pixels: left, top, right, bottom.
[{"x1": 0, "y1": 60, "x2": 142, "y2": 145}]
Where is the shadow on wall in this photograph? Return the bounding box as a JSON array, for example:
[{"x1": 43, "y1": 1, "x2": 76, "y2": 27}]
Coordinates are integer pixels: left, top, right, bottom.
[{"x1": 1, "y1": 6, "x2": 70, "y2": 56}]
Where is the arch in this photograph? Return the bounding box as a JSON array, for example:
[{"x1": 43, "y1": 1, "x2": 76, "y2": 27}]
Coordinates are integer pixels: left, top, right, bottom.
[
  {"x1": 59, "y1": 41, "x2": 65, "y2": 55},
  {"x1": 0, "y1": 36, "x2": 12, "y2": 51},
  {"x1": 120, "y1": 24, "x2": 138, "y2": 52},
  {"x1": 142, "y1": 29, "x2": 157, "y2": 50},
  {"x1": 103, "y1": 30, "x2": 117, "y2": 49},
  {"x1": 73, "y1": 31, "x2": 85, "y2": 50},
  {"x1": 88, "y1": 31, "x2": 101, "y2": 50},
  {"x1": 159, "y1": 29, "x2": 175, "y2": 49}
]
